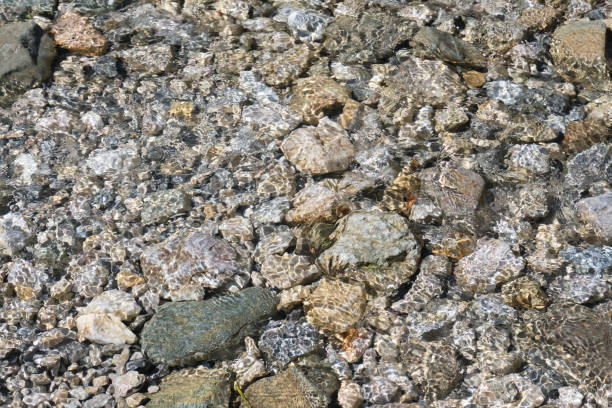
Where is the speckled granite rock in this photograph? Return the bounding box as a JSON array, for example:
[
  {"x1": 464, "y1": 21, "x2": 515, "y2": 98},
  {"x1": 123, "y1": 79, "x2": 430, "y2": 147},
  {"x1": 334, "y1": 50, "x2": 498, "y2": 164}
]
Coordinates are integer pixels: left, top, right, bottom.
[
  {"x1": 0, "y1": 22, "x2": 55, "y2": 107},
  {"x1": 455, "y1": 238, "x2": 525, "y2": 294},
  {"x1": 575, "y1": 192, "x2": 612, "y2": 245},
  {"x1": 141, "y1": 287, "x2": 277, "y2": 366},
  {"x1": 140, "y1": 189, "x2": 191, "y2": 225},
  {"x1": 146, "y1": 366, "x2": 231, "y2": 408}
]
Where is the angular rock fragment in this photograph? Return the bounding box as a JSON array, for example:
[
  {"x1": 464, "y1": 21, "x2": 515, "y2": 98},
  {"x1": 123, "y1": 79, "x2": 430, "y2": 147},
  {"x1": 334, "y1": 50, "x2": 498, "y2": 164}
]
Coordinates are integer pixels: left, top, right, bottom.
[
  {"x1": 140, "y1": 228, "x2": 249, "y2": 301},
  {"x1": 253, "y1": 44, "x2": 313, "y2": 87},
  {"x1": 548, "y1": 246, "x2": 612, "y2": 304},
  {"x1": 305, "y1": 278, "x2": 366, "y2": 333},
  {"x1": 140, "y1": 189, "x2": 191, "y2": 225},
  {"x1": 146, "y1": 366, "x2": 231, "y2": 408},
  {"x1": 401, "y1": 339, "x2": 462, "y2": 402},
  {"x1": 550, "y1": 20, "x2": 610, "y2": 86},
  {"x1": 290, "y1": 76, "x2": 351, "y2": 125},
  {"x1": 0, "y1": 213, "x2": 33, "y2": 257},
  {"x1": 244, "y1": 364, "x2": 339, "y2": 408},
  {"x1": 391, "y1": 255, "x2": 451, "y2": 313},
  {"x1": 241, "y1": 102, "x2": 302, "y2": 140},
  {"x1": 501, "y1": 277, "x2": 548, "y2": 310},
  {"x1": 281, "y1": 117, "x2": 355, "y2": 175},
  {"x1": 454, "y1": 238, "x2": 525, "y2": 294},
  {"x1": 76, "y1": 313, "x2": 136, "y2": 345},
  {"x1": 119, "y1": 44, "x2": 175, "y2": 75},
  {"x1": 411, "y1": 27, "x2": 486, "y2": 68},
  {"x1": 286, "y1": 181, "x2": 352, "y2": 225},
  {"x1": 317, "y1": 211, "x2": 421, "y2": 293},
  {"x1": 140, "y1": 287, "x2": 277, "y2": 366},
  {"x1": 51, "y1": 12, "x2": 108, "y2": 56},
  {"x1": 276, "y1": 6, "x2": 332, "y2": 43},
  {"x1": 0, "y1": 22, "x2": 55, "y2": 107},
  {"x1": 77, "y1": 290, "x2": 141, "y2": 321},
  {"x1": 575, "y1": 192, "x2": 612, "y2": 245}
]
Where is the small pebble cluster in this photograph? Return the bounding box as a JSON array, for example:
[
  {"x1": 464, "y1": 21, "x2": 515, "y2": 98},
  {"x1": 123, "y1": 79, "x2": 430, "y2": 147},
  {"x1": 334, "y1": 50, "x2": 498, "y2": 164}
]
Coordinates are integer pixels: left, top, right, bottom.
[{"x1": 0, "y1": 0, "x2": 611, "y2": 407}]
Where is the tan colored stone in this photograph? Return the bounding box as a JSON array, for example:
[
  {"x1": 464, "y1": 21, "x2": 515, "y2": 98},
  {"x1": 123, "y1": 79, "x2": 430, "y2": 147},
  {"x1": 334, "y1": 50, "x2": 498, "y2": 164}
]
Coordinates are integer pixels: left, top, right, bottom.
[
  {"x1": 550, "y1": 20, "x2": 610, "y2": 86},
  {"x1": 286, "y1": 182, "x2": 352, "y2": 225},
  {"x1": 169, "y1": 101, "x2": 195, "y2": 119},
  {"x1": 51, "y1": 12, "x2": 108, "y2": 56},
  {"x1": 290, "y1": 76, "x2": 351, "y2": 125},
  {"x1": 116, "y1": 270, "x2": 146, "y2": 290},
  {"x1": 562, "y1": 119, "x2": 608, "y2": 152},
  {"x1": 462, "y1": 70, "x2": 486, "y2": 87},
  {"x1": 305, "y1": 278, "x2": 366, "y2": 333},
  {"x1": 281, "y1": 117, "x2": 355, "y2": 175},
  {"x1": 519, "y1": 6, "x2": 560, "y2": 31}
]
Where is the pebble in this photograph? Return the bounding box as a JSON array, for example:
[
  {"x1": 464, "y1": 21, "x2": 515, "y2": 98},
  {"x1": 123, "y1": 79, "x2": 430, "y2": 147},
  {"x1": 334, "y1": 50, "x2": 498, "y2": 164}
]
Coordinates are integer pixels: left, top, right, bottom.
[
  {"x1": 78, "y1": 290, "x2": 141, "y2": 321},
  {"x1": 550, "y1": 20, "x2": 611, "y2": 86},
  {"x1": 575, "y1": 192, "x2": 612, "y2": 244},
  {"x1": 244, "y1": 364, "x2": 339, "y2": 408},
  {"x1": 455, "y1": 238, "x2": 525, "y2": 294},
  {"x1": 281, "y1": 117, "x2": 355, "y2": 175},
  {"x1": 140, "y1": 228, "x2": 249, "y2": 301},
  {"x1": 305, "y1": 278, "x2": 366, "y2": 333},
  {"x1": 76, "y1": 313, "x2": 137, "y2": 345},
  {"x1": 51, "y1": 12, "x2": 108, "y2": 56}
]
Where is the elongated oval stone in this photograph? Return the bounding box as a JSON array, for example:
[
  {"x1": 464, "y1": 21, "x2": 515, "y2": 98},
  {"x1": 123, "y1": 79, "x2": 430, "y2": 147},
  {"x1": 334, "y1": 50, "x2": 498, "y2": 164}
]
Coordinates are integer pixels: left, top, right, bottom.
[{"x1": 141, "y1": 287, "x2": 278, "y2": 366}]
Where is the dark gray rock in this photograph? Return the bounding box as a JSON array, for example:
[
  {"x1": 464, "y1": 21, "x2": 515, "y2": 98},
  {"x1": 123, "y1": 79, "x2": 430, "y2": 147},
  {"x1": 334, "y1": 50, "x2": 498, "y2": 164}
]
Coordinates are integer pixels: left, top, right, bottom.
[
  {"x1": 0, "y1": 22, "x2": 55, "y2": 107},
  {"x1": 140, "y1": 287, "x2": 278, "y2": 366}
]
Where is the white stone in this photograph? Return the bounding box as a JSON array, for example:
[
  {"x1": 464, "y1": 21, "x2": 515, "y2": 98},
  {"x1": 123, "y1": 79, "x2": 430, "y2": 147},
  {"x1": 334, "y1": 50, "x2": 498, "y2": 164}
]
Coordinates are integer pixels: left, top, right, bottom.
[
  {"x1": 78, "y1": 289, "x2": 141, "y2": 321},
  {"x1": 76, "y1": 313, "x2": 136, "y2": 345}
]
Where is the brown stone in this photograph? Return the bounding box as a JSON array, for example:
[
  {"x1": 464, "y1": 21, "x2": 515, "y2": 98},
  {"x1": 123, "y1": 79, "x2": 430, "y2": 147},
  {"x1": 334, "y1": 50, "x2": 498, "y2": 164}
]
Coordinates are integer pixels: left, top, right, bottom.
[
  {"x1": 281, "y1": 117, "x2": 355, "y2": 175},
  {"x1": 562, "y1": 119, "x2": 608, "y2": 152},
  {"x1": 305, "y1": 278, "x2": 366, "y2": 333},
  {"x1": 519, "y1": 6, "x2": 560, "y2": 31},
  {"x1": 550, "y1": 20, "x2": 610, "y2": 86},
  {"x1": 51, "y1": 12, "x2": 108, "y2": 56},
  {"x1": 461, "y1": 71, "x2": 487, "y2": 88},
  {"x1": 290, "y1": 76, "x2": 351, "y2": 125}
]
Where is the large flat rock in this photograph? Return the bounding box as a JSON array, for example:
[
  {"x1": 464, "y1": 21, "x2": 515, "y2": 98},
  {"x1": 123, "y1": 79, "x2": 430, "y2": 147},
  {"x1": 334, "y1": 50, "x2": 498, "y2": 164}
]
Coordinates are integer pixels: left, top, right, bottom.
[{"x1": 141, "y1": 287, "x2": 277, "y2": 366}]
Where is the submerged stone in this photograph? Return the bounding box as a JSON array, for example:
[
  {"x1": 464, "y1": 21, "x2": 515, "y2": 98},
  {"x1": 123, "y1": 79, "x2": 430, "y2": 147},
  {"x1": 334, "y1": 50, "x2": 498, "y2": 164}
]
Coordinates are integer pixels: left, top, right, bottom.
[
  {"x1": 140, "y1": 287, "x2": 277, "y2": 366},
  {"x1": 244, "y1": 364, "x2": 339, "y2": 408},
  {"x1": 411, "y1": 27, "x2": 485, "y2": 68},
  {"x1": 0, "y1": 22, "x2": 55, "y2": 107},
  {"x1": 146, "y1": 366, "x2": 231, "y2": 408},
  {"x1": 317, "y1": 211, "x2": 421, "y2": 293}
]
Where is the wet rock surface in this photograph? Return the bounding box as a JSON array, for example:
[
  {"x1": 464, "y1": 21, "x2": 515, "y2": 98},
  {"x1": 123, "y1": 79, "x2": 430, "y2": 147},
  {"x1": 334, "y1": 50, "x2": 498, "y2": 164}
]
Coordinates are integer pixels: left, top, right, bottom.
[
  {"x1": 0, "y1": 0, "x2": 611, "y2": 407},
  {"x1": 141, "y1": 287, "x2": 277, "y2": 366}
]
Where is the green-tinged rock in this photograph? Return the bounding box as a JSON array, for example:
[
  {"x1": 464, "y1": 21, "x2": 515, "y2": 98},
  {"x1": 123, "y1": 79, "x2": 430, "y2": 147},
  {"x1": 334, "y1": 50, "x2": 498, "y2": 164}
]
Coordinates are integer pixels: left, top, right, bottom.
[
  {"x1": 141, "y1": 287, "x2": 278, "y2": 366},
  {"x1": 140, "y1": 189, "x2": 191, "y2": 225},
  {"x1": 0, "y1": 22, "x2": 55, "y2": 107},
  {"x1": 146, "y1": 366, "x2": 231, "y2": 408},
  {"x1": 244, "y1": 364, "x2": 339, "y2": 408},
  {"x1": 411, "y1": 27, "x2": 486, "y2": 68}
]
